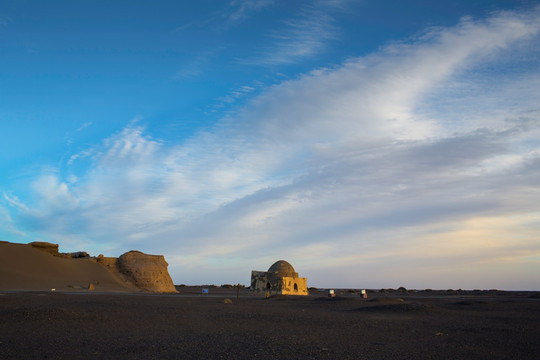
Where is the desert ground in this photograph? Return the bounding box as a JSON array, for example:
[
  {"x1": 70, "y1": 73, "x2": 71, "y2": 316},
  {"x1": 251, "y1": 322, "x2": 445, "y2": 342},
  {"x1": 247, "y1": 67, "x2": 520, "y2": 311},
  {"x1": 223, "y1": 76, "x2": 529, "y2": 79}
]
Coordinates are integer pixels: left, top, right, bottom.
[
  {"x1": 1, "y1": 241, "x2": 539, "y2": 359},
  {"x1": 1, "y1": 289, "x2": 539, "y2": 359}
]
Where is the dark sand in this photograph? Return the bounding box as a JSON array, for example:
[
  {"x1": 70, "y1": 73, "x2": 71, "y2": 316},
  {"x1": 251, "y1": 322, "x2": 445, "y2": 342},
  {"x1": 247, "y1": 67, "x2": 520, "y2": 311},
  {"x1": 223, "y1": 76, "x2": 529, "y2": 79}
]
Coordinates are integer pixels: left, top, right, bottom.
[{"x1": 1, "y1": 289, "x2": 539, "y2": 359}]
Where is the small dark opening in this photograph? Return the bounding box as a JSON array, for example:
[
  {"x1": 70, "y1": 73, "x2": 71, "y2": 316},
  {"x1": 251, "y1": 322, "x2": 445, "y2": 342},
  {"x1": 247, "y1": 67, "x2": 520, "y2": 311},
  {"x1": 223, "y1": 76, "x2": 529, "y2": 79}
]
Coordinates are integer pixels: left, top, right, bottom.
[{"x1": 294, "y1": 283, "x2": 298, "y2": 292}]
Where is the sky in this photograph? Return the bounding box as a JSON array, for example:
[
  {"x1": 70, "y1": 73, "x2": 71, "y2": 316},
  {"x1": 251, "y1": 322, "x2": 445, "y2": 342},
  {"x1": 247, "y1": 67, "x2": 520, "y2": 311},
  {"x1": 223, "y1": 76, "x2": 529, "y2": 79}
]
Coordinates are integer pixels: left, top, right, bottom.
[{"x1": 1, "y1": 0, "x2": 540, "y2": 290}]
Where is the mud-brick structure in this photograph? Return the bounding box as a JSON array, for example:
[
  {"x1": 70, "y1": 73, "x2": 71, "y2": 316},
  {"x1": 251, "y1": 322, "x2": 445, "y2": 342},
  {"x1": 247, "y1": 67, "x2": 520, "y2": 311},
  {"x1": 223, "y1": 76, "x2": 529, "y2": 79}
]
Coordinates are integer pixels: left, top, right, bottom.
[{"x1": 251, "y1": 260, "x2": 308, "y2": 296}]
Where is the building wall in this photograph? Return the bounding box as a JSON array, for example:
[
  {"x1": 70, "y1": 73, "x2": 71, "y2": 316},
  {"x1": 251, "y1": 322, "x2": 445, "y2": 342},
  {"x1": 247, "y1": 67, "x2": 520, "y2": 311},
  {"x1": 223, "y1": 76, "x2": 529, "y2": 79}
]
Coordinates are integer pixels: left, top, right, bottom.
[
  {"x1": 250, "y1": 271, "x2": 308, "y2": 295},
  {"x1": 251, "y1": 271, "x2": 269, "y2": 293},
  {"x1": 279, "y1": 277, "x2": 308, "y2": 295}
]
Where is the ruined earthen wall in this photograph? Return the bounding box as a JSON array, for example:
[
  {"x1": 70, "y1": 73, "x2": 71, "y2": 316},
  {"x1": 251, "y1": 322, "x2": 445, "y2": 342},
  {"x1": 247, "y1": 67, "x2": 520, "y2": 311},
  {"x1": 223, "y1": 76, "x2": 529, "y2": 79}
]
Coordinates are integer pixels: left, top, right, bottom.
[
  {"x1": 279, "y1": 277, "x2": 308, "y2": 295},
  {"x1": 251, "y1": 271, "x2": 268, "y2": 293}
]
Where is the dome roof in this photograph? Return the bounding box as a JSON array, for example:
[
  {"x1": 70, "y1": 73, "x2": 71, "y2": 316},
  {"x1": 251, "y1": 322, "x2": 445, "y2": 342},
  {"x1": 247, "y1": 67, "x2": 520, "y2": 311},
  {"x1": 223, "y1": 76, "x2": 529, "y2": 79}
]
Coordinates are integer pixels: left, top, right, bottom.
[{"x1": 268, "y1": 260, "x2": 296, "y2": 277}]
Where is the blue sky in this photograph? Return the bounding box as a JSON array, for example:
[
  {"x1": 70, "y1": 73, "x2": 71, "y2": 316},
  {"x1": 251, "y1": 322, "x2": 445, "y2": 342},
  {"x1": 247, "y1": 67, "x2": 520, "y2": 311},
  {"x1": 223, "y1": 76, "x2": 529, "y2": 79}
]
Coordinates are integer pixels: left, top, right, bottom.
[{"x1": 1, "y1": 0, "x2": 539, "y2": 290}]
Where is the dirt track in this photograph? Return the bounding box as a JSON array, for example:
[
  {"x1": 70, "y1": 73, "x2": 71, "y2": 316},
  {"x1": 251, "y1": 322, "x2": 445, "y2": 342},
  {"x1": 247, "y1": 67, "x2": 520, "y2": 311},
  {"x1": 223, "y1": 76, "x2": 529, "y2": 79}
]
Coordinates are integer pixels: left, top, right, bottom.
[{"x1": 1, "y1": 290, "x2": 539, "y2": 359}]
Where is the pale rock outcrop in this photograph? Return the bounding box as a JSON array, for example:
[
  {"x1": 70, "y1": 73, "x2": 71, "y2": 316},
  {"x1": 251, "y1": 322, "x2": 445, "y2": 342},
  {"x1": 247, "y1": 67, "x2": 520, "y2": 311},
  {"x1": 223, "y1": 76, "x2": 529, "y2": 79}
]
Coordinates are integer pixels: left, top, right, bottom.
[
  {"x1": 29, "y1": 241, "x2": 59, "y2": 255},
  {"x1": 29, "y1": 242, "x2": 90, "y2": 259},
  {"x1": 117, "y1": 251, "x2": 177, "y2": 293}
]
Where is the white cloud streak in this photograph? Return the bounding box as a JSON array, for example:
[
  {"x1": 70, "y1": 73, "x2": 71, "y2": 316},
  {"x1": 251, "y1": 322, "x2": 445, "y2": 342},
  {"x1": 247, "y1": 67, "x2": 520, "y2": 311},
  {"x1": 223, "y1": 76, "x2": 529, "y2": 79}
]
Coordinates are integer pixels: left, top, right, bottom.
[
  {"x1": 245, "y1": 1, "x2": 341, "y2": 65},
  {"x1": 228, "y1": 0, "x2": 275, "y2": 23},
  {"x1": 4, "y1": 7, "x2": 540, "y2": 289}
]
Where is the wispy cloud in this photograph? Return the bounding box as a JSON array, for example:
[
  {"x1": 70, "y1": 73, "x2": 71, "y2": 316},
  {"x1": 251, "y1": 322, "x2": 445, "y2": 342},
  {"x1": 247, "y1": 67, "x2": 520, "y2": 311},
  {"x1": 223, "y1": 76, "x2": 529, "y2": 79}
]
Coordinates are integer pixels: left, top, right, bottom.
[
  {"x1": 211, "y1": 85, "x2": 257, "y2": 112},
  {"x1": 3, "y1": 193, "x2": 29, "y2": 212},
  {"x1": 244, "y1": 2, "x2": 342, "y2": 65},
  {"x1": 173, "y1": 55, "x2": 212, "y2": 80},
  {"x1": 5, "y1": 6, "x2": 540, "y2": 289},
  {"x1": 228, "y1": 0, "x2": 275, "y2": 23},
  {"x1": 76, "y1": 122, "x2": 92, "y2": 132},
  {"x1": 173, "y1": 0, "x2": 274, "y2": 33},
  {"x1": 0, "y1": 204, "x2": 28, "y2": 238}
]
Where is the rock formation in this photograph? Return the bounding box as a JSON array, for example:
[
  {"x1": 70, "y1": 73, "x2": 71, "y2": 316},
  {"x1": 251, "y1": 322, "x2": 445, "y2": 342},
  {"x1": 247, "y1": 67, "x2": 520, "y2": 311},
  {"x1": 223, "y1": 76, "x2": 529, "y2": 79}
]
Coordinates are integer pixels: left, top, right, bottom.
[
  {"x1": 66, "y1": 251, "x2": 90, "y2": 258},
  {"x1": 29, "y1": 242, "x2": 90, "y2": 259},
  {"x1": 117, "y1": 251, "x2": 177, "y2": 293},
  {"x1": 0, "y1": 242, "x2": 139, "y2": 292},
  {"x1": 29, "y1": 241, "x2": 59, "y2": 255},
  {"x1": 1, "y1": 241, "x2": 177, "y2": 293}
]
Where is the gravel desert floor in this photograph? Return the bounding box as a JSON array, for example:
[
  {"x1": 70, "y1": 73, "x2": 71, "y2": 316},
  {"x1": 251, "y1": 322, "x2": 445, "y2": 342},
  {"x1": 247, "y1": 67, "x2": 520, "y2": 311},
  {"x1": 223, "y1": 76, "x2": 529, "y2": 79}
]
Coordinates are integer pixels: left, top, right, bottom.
[{"x1": 1, "y1": 289, "x2": 539, "y2": 359}]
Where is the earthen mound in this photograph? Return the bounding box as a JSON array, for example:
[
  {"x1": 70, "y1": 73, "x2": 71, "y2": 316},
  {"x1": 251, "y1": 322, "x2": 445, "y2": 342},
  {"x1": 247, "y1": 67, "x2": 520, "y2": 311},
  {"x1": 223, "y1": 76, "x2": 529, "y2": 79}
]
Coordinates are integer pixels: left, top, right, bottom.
[
  {"x1": 0, "y1": 242, "x2": 136, "y2": 292},
  {"x1": 117, "y1": 251, "x2": 177, "y2": 293},
  {"x1": 0, "y1": 242, "x2": 177, "y2": 293}
]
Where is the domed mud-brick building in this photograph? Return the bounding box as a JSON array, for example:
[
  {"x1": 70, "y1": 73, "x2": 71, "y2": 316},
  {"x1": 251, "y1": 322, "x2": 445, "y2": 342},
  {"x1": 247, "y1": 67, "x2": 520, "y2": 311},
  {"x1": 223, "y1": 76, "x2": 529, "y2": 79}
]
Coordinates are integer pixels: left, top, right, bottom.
[{"x1": 250, "y1": 260, "x2": 308, "y2": 295}]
